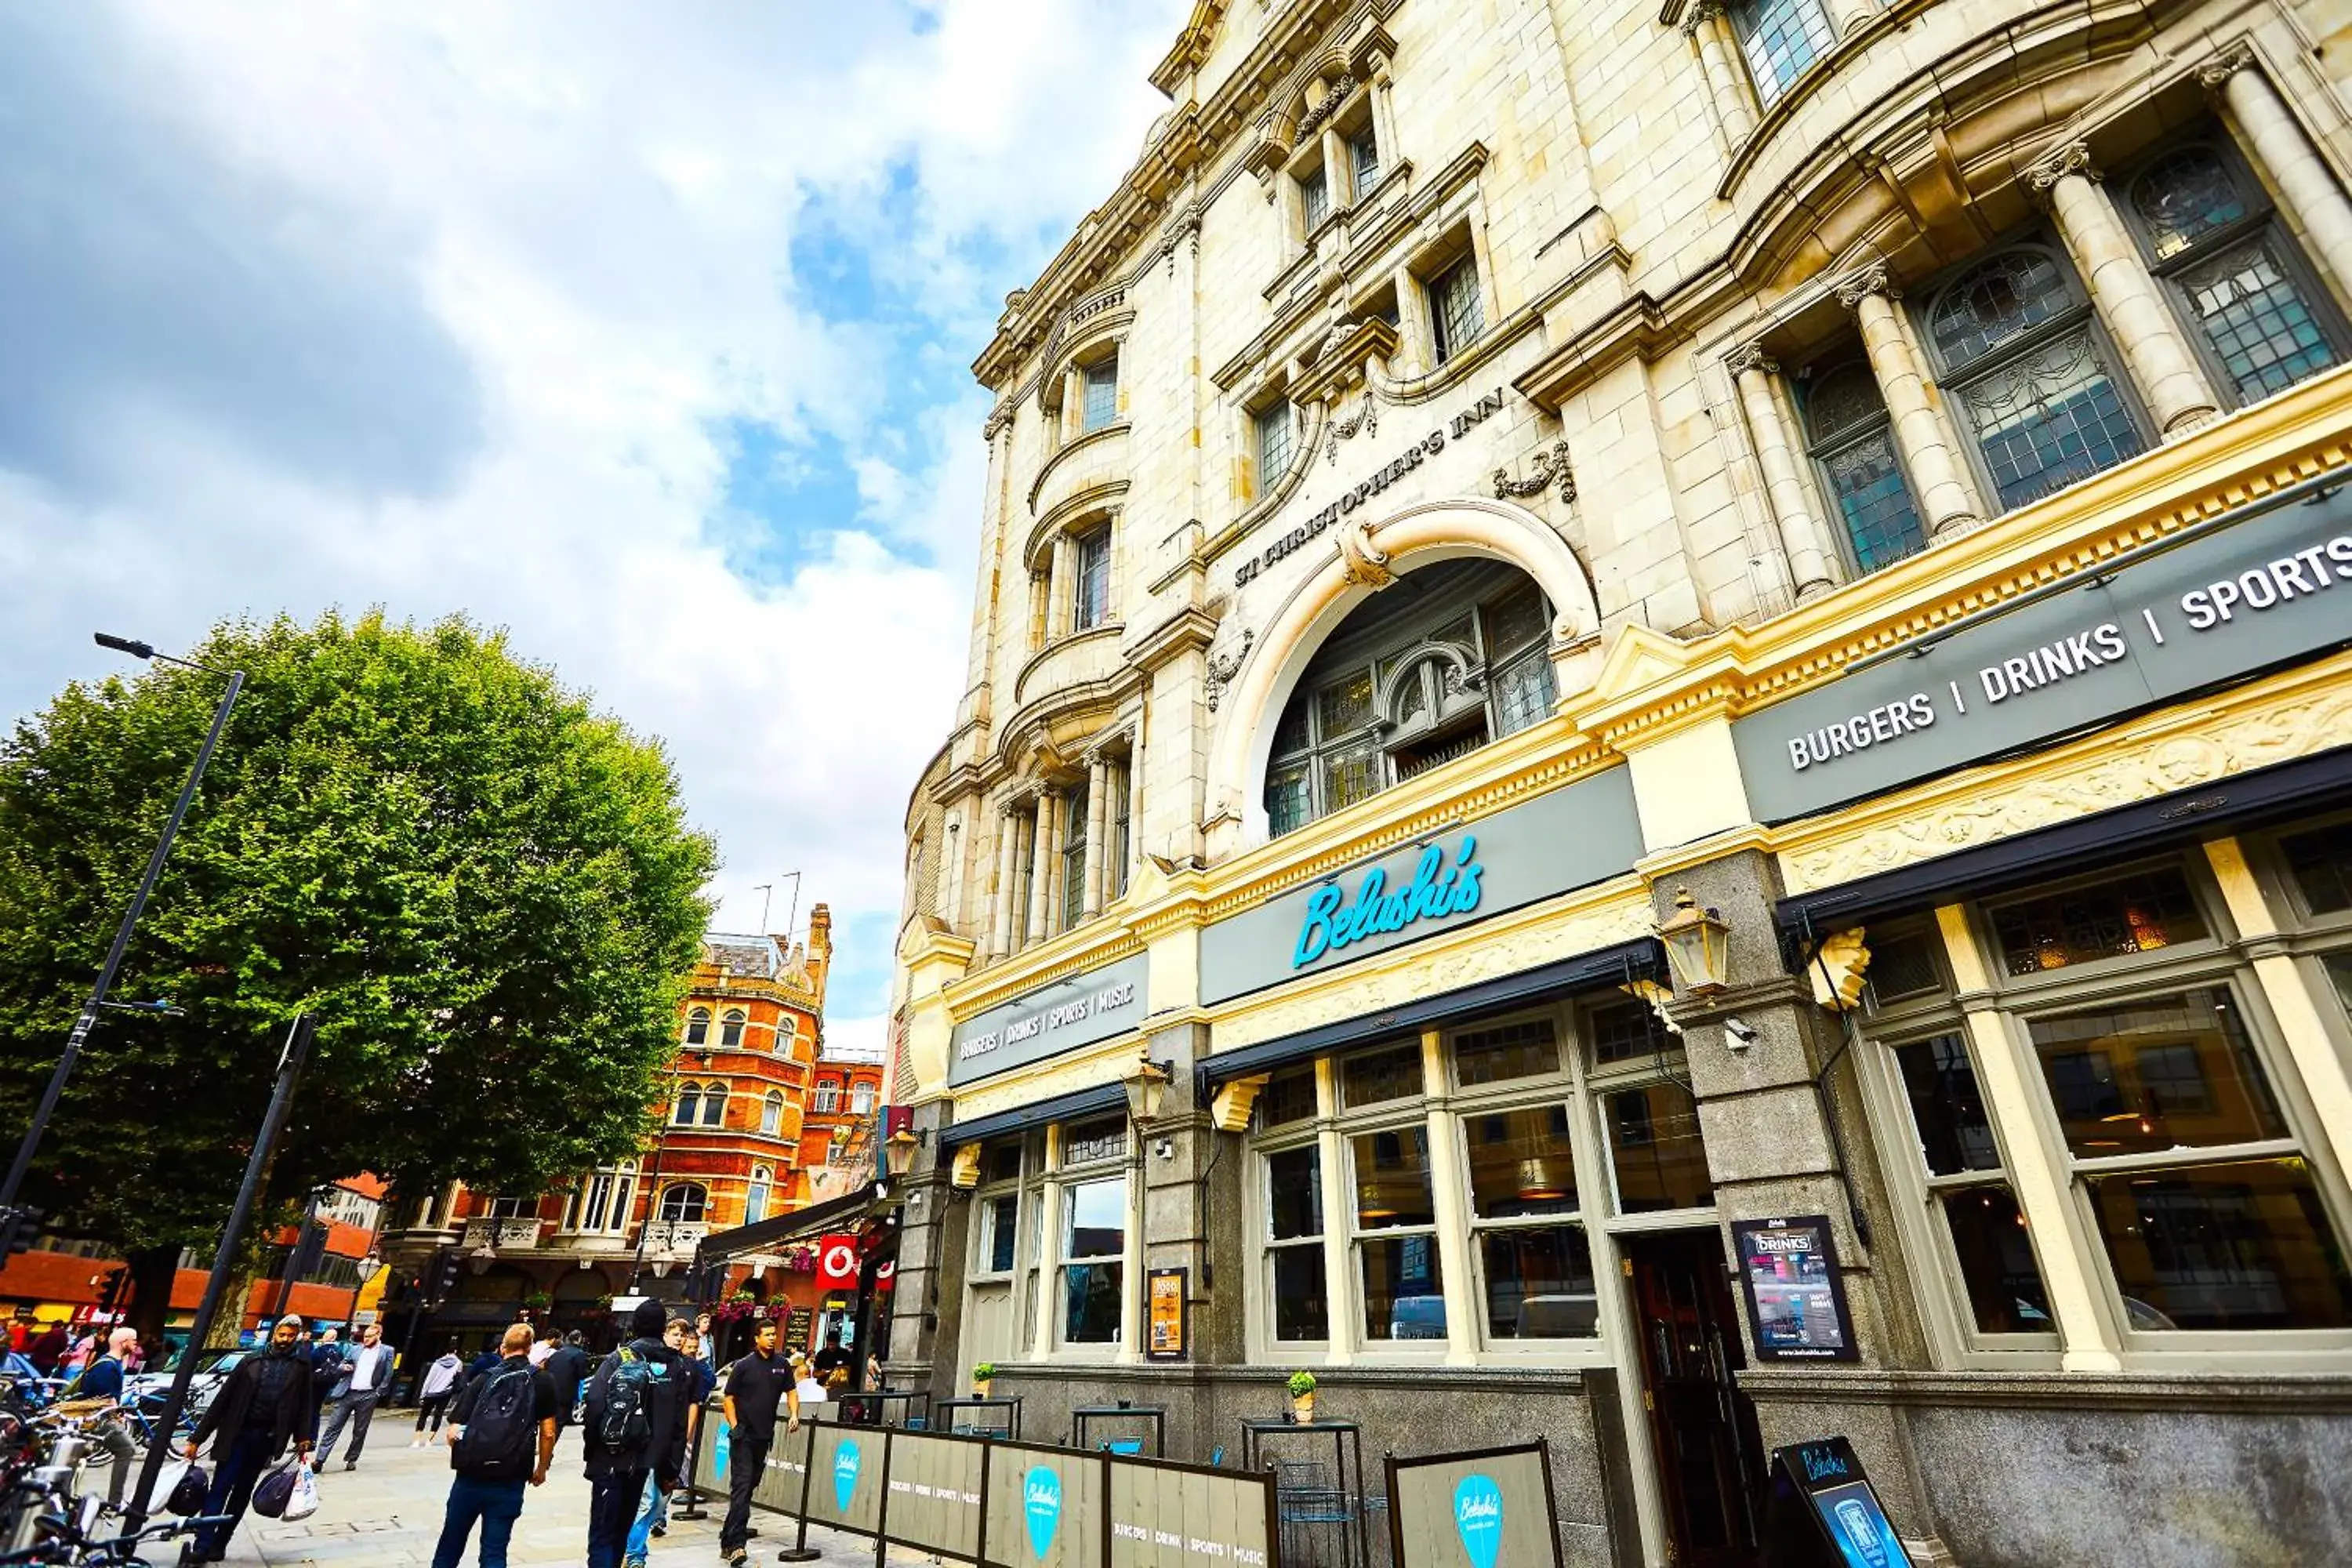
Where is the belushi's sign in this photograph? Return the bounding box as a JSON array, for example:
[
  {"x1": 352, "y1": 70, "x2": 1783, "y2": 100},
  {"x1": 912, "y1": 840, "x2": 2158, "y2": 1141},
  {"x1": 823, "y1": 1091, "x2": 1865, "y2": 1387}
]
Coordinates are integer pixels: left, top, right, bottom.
[{"x1": 1733, "y1": 478, "x2": 2352, "y2": 822}]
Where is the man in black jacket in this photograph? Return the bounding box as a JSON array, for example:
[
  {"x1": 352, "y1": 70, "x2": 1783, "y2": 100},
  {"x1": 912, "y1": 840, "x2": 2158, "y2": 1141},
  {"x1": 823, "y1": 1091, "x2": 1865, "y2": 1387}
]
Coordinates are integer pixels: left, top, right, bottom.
[
  {"x1": 183, "y1": 1315, "x2": 316, "y2": 1562},
  {"x1": 541, "y1": 1331, "x2": 590, "y2": 1443},
  {"x1": 579, "y1": 1301, "x2": 687, "y2": 1568}
]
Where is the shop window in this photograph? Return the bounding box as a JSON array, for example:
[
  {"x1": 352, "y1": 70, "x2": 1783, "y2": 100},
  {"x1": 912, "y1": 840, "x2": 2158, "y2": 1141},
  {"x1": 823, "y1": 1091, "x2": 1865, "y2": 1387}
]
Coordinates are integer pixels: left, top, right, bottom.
[
  {"x1": 984, "y1": 1142, "x2": 1025, "y2": 1185},
  {"x1": 746, "y1": 1167, "x2": 772, "y2": 1226},
  {"x1": 2125, "y1": 142, "x2": 2343, "y2": 405},
  {"x1": 1265, "y1": 561, "x2": 1557, "y2": 835},
  {"x1": 1939, "y1": 1185, "x2": 2053, "y2": 1335},
  {"x1": 1602, "y1": 1083, "x2": 1712, "y2": 1212},
  {"x1": 1063, "y1": 1117, "x2": 1128, "y2": 1167},
  {"x1": 2083, "y1": 1160, "x2": 2352, "y2": 1330},
  {"x1": 1588, "y1": 999, "x2": 1663, "y2": 1067},
  {"x1": 2326, "y1": 953, "x2": 2352, "y2": 1024},
  {"x1": 1987, "y1": 864, "x2": 2209, "y2": 976},
  {"x1": 657, "y1": 1184, "x2": 707, "y2": 1223},
  {"x1": 1728, "y1": 0, "x2": 1835, "y2": 102},
  {"x1": 1801, "y1": 358, "x2": 1926, "y2": 574},
  {"x1": 1866, "y1": 926, "x2": 1947, "y2": 1004},
  {"x1": 1342, "y1": 1042, "x2": 1425, "y2": 1109},
  {"x1": 1062, "y1": 1175, "x2": 1127, "y2": 1344},
  {"x1": 1925, "y1": 245, "x2": 2145, "y2": 510},
  {"x1": 1264, "y1": 1145, "x2": 1328, "y2": 1342},
  {"x1": 1454, "y1": 1016, "x2": 1562, "y2": 1088},
  {"x1": 1255, "y1": 1064, "x2": 1319, "y2": 1131},
  {"x1": 2280, "y1": 821, "x2": 2352, "y2": 916},
  {"x1": 979, "y1": 1192, "x2": 1021, "y2": 1275},
  {"x1": 719, "y1": 1009, "x2": 746, "y2": 1049},
  {"x1": 684, "y1": 1007, "x2": 711, "y2": 1046},
  {"x1": 1254, "y1": 399, "x2": 1294, "y2": 494},
  {"x1": 2027, "y1": 989, "x2": 2285, "y2": 1159},
  {"x1": 1351, "y1": 1127, "x2": 1444, "y2": 1341},
  {"x1": 1080, "y1": 354, "x2": 1120, "y2": 433},
  {"x1": 1427, "y1": 252, "x2": 1485, "y2": 367}
]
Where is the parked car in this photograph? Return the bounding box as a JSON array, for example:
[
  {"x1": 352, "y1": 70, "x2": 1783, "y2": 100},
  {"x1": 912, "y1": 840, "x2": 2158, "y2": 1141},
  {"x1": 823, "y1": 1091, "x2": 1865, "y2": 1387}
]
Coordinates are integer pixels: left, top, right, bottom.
[{"x1": 124, "y1": 1346, "x2": 245, "y2": 1424}]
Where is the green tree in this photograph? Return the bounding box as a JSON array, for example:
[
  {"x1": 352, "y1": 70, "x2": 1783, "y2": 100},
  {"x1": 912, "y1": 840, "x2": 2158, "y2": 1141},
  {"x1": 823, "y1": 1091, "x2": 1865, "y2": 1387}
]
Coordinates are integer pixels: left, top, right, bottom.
[{"x1": 0, "y1": 611, "x2": 716, "y2": 1334}]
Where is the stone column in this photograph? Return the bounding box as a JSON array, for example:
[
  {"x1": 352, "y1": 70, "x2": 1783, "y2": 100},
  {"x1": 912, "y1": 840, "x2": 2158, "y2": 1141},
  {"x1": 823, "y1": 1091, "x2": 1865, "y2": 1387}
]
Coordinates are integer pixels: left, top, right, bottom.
[
  {"x1": 2205, "y1": 43, "x2": 2352, "y2": 294},
  {"x1": 1048, "y1": 534, "x2": 1073, "y2": 643},
  {"x1": 1727, "y1": 344, "x2": 1835, "y2": 597},
  {"x1": 986, "y1": 804, "x2": 1019, "y2": 960},
  {"x1": 1026, "y1": 789, "x2": 1060, "y2": 944},
  {"x1": 1082, "y1": 757, "x2": 1110, "y2": 920},
  {"x1": 2028, "y1": 141, "x2": 2221, "y2": 437},
  {"x1": 1683, "y1": 2, "x2": 1759, "y2": 149},
  {"x1": 1838, "y1": 266, "x2": 1982, "y2": 537},
  {"x1": 1125, "y1": 749, "x2": 1145, "y2": 892},
  {"x1": 1828, "y1": 0, "x2": 1877, "y2": 35}
]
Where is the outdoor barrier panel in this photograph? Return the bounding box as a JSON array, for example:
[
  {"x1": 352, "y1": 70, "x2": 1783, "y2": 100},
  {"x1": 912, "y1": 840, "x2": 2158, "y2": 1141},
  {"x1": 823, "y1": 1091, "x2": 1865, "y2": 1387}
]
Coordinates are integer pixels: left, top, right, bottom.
[
  {"x1": 805, "y1": 1421, "x2": 888, "y2": 1535},
  {"x1": 1106, "y1": 1452, "x2": 1277, "y2": 1568},
  {"x1": 983, "y1": 1440, "x2": 1105, "y2": 1568},
  {"x1": 1386, "y1": 1439, "x2": 1564, "y2": 1568},
  {"x1": 884, "y1": 1428, "x2": 989, "y2": 1560},
  {"x1": 688, "y1": 1399, "x2": 727, "y2": 1501}
]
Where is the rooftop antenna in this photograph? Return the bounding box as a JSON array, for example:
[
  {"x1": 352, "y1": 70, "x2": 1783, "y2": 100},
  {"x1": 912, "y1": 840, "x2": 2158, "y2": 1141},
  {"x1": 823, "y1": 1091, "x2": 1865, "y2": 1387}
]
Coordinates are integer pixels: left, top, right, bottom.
[{"x1": 753, "y1": 883, "x2": 773, "y2": 933}]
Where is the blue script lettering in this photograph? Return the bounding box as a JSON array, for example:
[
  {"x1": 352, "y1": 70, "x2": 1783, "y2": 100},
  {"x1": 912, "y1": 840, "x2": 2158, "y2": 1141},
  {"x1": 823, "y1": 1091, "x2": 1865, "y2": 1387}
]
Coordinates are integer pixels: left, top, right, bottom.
[{"x1": 1292, "y1": 836, "x2": 1484, "y2": 968}]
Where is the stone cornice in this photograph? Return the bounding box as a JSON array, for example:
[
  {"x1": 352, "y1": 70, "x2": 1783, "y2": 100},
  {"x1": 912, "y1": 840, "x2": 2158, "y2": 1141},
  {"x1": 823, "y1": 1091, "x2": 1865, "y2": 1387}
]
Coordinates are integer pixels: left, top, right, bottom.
[
  {"x1": 942, "y1": 921, "x2": 1146, "y2": 1024},
  {"x1": 1124, "y1": 604, "x2": 1221, "y2": 673}
]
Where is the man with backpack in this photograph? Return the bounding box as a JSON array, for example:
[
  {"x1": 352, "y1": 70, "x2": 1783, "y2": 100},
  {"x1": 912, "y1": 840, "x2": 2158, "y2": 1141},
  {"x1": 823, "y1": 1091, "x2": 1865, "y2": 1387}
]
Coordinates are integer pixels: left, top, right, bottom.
[
  {"x1": 540, "y1": 1331, "x2": 590, "y2": 1445},
  {"x1": 430, "y1": 1323, "x2": 558, "y2": 1568},
  {"x1": 581, "y1": 1301, "x2": 688, "y2": 1568}
]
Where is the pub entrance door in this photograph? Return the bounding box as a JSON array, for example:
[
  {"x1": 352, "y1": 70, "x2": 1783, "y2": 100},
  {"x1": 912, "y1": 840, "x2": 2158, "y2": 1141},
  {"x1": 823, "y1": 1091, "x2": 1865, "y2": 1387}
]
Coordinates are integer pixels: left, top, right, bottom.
[{"x1": 1622, "y1": 1230, "x2": 1766, "y2": 1567}]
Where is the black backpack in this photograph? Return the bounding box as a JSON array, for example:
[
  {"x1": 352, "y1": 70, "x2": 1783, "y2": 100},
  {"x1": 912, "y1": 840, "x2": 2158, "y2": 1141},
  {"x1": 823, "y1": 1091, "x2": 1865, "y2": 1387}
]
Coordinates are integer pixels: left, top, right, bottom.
[
  {"x1": 452, "y1": 1365, "x2": 538, "y2": 1479},
  {"x1": 593, "y1": 1348, "x2": 659, "y2": 1461}
]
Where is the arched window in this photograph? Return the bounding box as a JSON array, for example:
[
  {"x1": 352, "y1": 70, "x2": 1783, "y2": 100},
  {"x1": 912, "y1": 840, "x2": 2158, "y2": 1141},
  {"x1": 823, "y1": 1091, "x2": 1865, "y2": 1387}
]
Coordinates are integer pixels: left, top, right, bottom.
[
  {"x1": 776, "y1": 1017, "x2": 798, "y2": 1051},
  {"x1": 1265, "y1": 561, "x2": 1557, "y2": 837},
  {"x1": 1926, "y1": 246, "x2": 2143, "y2": 510},
  {"x1": 1802, "y1": 361, "x2": 1926, "y2": 574},
  {"x1": 699, "y1": 1081, "x2": 727, "y2": 1127},
  {"x1": 761, "y1": 1091, "x2": 786, "y2": 1136},
  {"x1": 684, "y1": 1007, "x2": 711, "y2": 1047},
  {"x1": 657, "y1": 1184, "x2": 707, "y2": 1223},
  {"x1": 851, "y1": 1082, "x2": 877, "y2": 1116},
  {"x1": 746, "y1": 1167, "x2": 772, "y2": 1226},
  {"x1": 720, "y1": 1009, "x2": 746, "y2": 1050},
  {"x1": 673, "y1": 1083, "x2": 702, "y2": 1125},
  {"x1": 2126, "y1": 142, "x2": 2343, "y2": 405},
  {"x1": 815, "y1": 1080, "x2": 840, "y2": 1114}
]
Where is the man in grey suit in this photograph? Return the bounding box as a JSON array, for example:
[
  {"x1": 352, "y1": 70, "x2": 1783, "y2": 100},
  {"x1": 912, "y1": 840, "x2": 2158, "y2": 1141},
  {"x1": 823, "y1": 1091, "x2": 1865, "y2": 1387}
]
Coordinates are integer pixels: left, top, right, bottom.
[{"x1": 316, "y1": 1322, "x2": 397, "y2": 1470}]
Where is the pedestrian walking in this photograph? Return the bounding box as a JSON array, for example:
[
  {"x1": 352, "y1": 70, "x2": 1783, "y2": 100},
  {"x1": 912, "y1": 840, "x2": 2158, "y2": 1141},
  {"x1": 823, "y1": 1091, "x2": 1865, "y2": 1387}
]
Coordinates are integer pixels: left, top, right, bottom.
[
  {"x1": 27, "y1": 1323, "x2": 68, "y2": 1377},
  {"x1": 541, "y1": 1333, "x2": 590, "y2": 1442},
  {"x1": 411, "y1": 1342, "x2": 467, "y2": 1446},
  {"x1": 71, "y1": 1327, "x2": 140, "y2": 1508},
  {"x1": 304, "y1": 1326, "x2": 339, "y2": 1434},
  {"x1": 181, "y1": 1314, "x2": 314, "y2": 1563},
  {"x1": 579, "y1": 1301, "x2": 687, "y2": 1568},
  {"x1": 315, "y1": 1322, "x2": 396, "y2": 1470},
  {"x1": 528, "y1": 1329, "x2": 557, "y2": 1368},
  {"x1": 429, "y1": 1323, "x2": 558, "y2": 1568},
  {"x1": 717, "y1": 1320, "x2": 797, "y2": 1568},
  {"x1": 623, "y1": 1319, "x2": 699, "y2": 1563}
]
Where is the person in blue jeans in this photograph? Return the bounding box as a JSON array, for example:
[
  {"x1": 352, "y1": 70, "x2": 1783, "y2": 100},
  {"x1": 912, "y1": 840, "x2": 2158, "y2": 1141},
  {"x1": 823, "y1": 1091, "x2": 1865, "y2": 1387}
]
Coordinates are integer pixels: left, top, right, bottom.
[
  {"x1": 431, "y1": 1324, "x2": 559, "y2": 1568},
  {"x1": 582, "y1": 1302, "x2": 688, "y2": 1568},
  {"x1": 181, "y1": 1315, "x2": 315, "y2": 1563}
]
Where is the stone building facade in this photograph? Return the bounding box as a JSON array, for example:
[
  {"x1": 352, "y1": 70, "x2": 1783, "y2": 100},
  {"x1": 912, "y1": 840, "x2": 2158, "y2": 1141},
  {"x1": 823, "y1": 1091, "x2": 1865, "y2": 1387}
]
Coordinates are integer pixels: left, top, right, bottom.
[{"x1": 886, "y1": 1, "x2": 2352, "y2": 1563}]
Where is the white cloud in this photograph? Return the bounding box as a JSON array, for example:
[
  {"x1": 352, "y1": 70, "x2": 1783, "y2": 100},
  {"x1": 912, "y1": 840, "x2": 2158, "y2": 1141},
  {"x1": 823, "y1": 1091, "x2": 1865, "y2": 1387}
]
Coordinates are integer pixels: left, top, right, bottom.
[{"x1": 0, "y1": 0, "x2": 1192, "y2": 1019}]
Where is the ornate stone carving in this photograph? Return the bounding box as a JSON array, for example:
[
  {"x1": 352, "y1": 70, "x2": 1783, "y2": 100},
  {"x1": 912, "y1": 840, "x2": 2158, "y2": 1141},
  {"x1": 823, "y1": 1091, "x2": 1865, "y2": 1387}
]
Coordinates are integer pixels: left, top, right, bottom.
[
  {"x1": 1493, "y1": 440, "x2": 1576, "y2": 503},
  {"x1": 1295, "y1": 74, "x2": 1358, "y2": 140},
  {"x1": 2025, "y1": 140, "x2": 2100, "y2": 193},
  {"x1": 1679, "y1": 0, "x2": 1726, "y2": 38},
  {"x1": 1723, "y1": 342, "x2": 1780, "y2": 378},
  {"x1": 1781, "y1": 685, "x2": 2352, "y2": 894},
  {"x1": 949, "y1": 1142, "x2": 983, "y2": 1189},
  {"x1": 2198, "y1": 39, "x2": 2257, "y2": 90},
  {"x1": 1334, "y1": 515, "x2": 1395, "y2": 590},
  {"x1": 1323, "y1": 386, "x2": 1377, "y2": 463},
  {"x1": 1210, "y1": 1074, "x2": 1271, "y2": 1132},
  {"x1": 1806, "y1": 928, "x2": 1872, "y2": 1012},
  {"x1": 1834, "y1": 263, "x2": 1896, "y2": 310},
  {"x1": 1204, "y1": 628, "x2": 1254, "y2": 713}
]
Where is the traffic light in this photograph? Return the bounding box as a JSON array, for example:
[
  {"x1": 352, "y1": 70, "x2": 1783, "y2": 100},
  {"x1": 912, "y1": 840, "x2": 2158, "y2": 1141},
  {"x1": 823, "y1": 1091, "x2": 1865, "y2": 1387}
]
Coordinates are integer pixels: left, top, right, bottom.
[
  {"x1": 94, "y1": 1266, "x2": 126, "y2": 1322},
  {"x1": 0, "y1": 1206, "x2": 43, "y2": 1258},
  {"x1": 430, "y1": 1248, "x2": 463, "y2": 1302}
]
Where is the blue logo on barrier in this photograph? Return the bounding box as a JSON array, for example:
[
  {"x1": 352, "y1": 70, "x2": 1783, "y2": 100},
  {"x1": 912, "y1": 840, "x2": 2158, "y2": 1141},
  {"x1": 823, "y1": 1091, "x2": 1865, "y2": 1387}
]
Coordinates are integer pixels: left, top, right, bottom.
[
  {"x1": 1293, "y1": 836, "x2": 1484, "y2": 968},
  {"x1": 1831, "y1": 1498, "x2": 1893, "y2": 1568},
  {"x1": 712, "y1": 1421, "x2": 731, "y2": 1479},
  {"x1": 1454, "y1": 1474, "x2": 1503, "y2": 1568},
  {"x1": 833, "y1": 1440, "x2": 862, "y2": 1512},
  {"x1": 1024, "y1": 1466, "x2": 1063, "y2": 1559}
]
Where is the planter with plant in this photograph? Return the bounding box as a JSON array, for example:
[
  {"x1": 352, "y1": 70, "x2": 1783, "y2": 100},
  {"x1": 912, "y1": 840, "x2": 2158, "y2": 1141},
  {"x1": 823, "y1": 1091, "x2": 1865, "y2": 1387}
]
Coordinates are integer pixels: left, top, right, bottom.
[
  {"x1": 974, "y1": 1362, "x2": 997, "y2": 1399},
  {"x1": 1287, "y1": 1370, "x2": 1317, "y2": 1424},
  {"x1": 521, "y1": 1290, "x2": 553, "y2": 1312}
]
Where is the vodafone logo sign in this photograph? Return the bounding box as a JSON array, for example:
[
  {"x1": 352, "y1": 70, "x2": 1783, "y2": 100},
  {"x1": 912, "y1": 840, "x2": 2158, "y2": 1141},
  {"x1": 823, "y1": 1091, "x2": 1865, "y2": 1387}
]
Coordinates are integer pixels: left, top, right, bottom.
[{"x1": 817, "y1": 1233, "x2": 859, "y2": 1288}]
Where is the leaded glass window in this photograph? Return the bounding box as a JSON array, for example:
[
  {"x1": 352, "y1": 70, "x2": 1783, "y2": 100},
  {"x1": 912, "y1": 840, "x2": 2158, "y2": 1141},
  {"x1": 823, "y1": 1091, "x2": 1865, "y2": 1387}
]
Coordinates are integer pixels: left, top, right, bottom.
[
  {"x1": 1429, "y1": 256, "x2": 1485, "y2": 365},
  {"x1": 1255, "y1": 400, "x2": 1294, "y2": 491},
  {"x1": 1349, "y1": 127, "x2": 1380, "y2": 195},
  {"x1": 1802, "y1": 359, "x2": 1925, "y2": 574},
  {"x1": 1301, "y1": 165, "x2": 1330, "y2": 232},
  {"x1": 1061, "y1": 780, "x2": 1089, "y2": 932},
  {"x1": 1728, "y1": 0, "x2": 1836, "y2": 102},
  {"x1": 1081, "y1": 355, "x2": 1119, "y2": 432},
  {"x1": 1072, "y1": 525, "x2": 1112, "y2": 630},
  {"x1": 1926, "y1": 248, "x2": 2145, "y2": 510},
  {"x1": 2127, "y1": 139, "x2": 2342, "y2": 408}
]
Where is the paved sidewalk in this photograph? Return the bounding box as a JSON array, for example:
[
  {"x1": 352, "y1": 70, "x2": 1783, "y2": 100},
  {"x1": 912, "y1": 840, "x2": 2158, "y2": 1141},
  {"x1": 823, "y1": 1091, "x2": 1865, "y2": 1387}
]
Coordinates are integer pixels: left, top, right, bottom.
[{"x1": 184, "y1": 1427, "x2": 902, "y2": 1568}]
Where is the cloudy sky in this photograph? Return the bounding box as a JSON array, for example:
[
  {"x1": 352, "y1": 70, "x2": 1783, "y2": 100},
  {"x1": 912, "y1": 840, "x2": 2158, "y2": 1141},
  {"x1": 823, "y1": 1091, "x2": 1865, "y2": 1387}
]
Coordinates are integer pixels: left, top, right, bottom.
[{"x1": 0, "y1": 0, "x2": 1192, "y2": 1055}]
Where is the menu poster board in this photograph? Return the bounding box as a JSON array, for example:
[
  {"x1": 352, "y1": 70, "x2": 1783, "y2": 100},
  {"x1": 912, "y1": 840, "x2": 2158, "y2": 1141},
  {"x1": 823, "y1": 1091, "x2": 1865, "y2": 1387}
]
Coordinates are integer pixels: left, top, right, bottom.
[
  {"x1": 1731, "y1": 1215, "x2": 1858, "y2": 1363},
  {"x1": 786, "y1": 1305, "x2": 817, "y2": 1357},
  {"x1": 1145, "y1": 1269, "x2": 1188, "y2": 1362},
  {"x1": 1766, "y1": 1437, "x2": 1916, "y2": 1568}
]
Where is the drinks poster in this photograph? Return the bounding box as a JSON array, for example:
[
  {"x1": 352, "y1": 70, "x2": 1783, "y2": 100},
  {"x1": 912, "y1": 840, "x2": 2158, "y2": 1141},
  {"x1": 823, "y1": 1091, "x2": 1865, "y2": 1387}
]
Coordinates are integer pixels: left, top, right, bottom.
[{"x1": 1732, "y1": 1215, "x2": 1859, "y2": 1362}]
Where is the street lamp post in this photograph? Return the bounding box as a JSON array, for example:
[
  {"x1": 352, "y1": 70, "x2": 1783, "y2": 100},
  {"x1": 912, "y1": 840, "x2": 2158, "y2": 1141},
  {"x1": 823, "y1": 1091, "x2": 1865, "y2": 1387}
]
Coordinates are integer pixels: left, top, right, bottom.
[
  {"x1": 626, "y1": 1046, "x2": 711, "y2": 1293},
  {"x1": 0, "y1": 636, "x2": 246, "y2": 1240}
]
